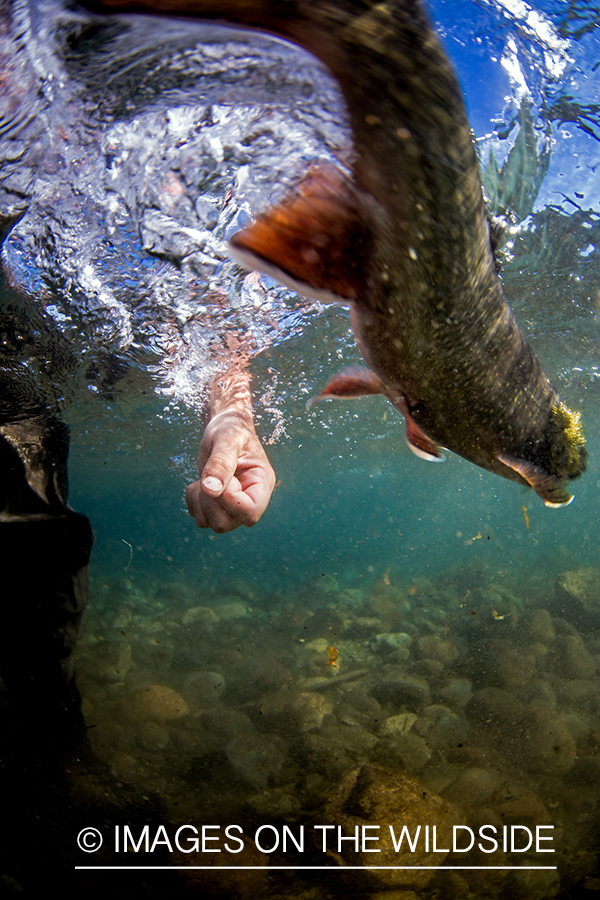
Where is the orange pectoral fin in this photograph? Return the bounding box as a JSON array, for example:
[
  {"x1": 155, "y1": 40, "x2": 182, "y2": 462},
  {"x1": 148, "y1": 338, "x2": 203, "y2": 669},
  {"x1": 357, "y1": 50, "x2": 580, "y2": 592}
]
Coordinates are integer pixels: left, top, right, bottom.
[
  {"x1": 307, "y1": 365, "x2": 385, "y2": 409},
  {"x1": 229, "y1": 162, "x2": 374, "y2": 304},
  {"x1": 497, "y1": 454, "x2": 575, "y2": 508}
]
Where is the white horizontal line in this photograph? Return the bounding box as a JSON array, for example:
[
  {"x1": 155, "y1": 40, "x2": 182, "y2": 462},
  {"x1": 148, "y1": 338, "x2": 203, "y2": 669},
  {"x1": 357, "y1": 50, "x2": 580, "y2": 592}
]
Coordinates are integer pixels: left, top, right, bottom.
[{"x1": 75, "y1": 866, "x2": 558, "y2": 871}]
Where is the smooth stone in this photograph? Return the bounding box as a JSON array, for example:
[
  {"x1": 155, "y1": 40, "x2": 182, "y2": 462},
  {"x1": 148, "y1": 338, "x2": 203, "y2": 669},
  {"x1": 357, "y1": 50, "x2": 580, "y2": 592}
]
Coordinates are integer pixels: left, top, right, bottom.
[
  {"x1": 555, "y1": 634, "x2": 596, "y2": 679},
  {"x1": 441, "y1": 767, "x2": 504, "y2": 808},
  {"x1": 555, "y1": 568, "x2": 600, "y2": 622},
  {"x1": 417, "y1": 635, "x2": 459, "y2": 666},
  {"x1": 370, "y1": 733, "x2": 432, "y2": 773},
  {"x1": 414, "y1": 704, "x2": 471, "y2": 752},
  {"x1": 122, "y1": 684, "x2": 190, "y2": 723},
  {"x1": 520, "y1": 703, "x2": 576, "y2": 773},
  {"x1": 373, "y1": 633, "x2": 413, "y2": 660},
  {"x1": 225, "y1": 733, "x2": 286, "y2": 789},
  {"x1": 436, "y1": 677, "x2": 472, "y2": 708},
  {"x1": 377, "y1": 712, "x2": 417, "y2": 736},
  {"x1": 138, "y1": 721, "x2": 170, "y2": 751},
  {"x1": 78, "y1": 640, "x2": 132, "y2": 683},
  {"x1": 182, "y1": 670, "x2": 226, "y2": 706},
  {"x1": 528, "y1": 608, "x2": 555, "y2": 645},
  {"x1": 181, "y1": 606, "x2": 220, "y2": 627},
  {"x1": 370, "y1": 672, "x2": 430, "y2": 711},
  {"x1": 213, "y1": 599, "x2": 249, "y2": 620}
]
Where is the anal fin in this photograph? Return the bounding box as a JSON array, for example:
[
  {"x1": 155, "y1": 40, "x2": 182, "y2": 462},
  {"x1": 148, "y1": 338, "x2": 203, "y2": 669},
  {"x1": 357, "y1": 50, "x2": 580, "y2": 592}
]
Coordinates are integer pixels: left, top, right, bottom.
[
  {"x1": 497, "y1": 454, "x2": 575, "y2": 507},
  {"x1": 229, "y1": 161, "x2": 374, "y2": 304}
]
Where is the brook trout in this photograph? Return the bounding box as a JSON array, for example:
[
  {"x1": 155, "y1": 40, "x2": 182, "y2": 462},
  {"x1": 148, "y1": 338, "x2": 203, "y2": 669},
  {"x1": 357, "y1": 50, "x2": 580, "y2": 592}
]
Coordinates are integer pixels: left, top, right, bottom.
[{"x1": 88, "y1": 0, "x2": 586, "y2": 506}]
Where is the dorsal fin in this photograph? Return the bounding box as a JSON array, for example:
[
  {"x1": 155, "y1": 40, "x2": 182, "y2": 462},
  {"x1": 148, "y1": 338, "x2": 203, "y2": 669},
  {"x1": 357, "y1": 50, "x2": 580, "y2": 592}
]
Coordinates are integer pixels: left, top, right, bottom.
[{"x1": 229, "y1": 162, "x2": 374, "y2": 304}]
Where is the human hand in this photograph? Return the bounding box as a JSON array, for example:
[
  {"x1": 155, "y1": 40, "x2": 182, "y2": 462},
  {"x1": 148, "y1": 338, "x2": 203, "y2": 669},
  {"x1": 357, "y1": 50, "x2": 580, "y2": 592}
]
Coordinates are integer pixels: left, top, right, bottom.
[{"x1": 185, "y1": 412, "x2": 276, "y2": 532}]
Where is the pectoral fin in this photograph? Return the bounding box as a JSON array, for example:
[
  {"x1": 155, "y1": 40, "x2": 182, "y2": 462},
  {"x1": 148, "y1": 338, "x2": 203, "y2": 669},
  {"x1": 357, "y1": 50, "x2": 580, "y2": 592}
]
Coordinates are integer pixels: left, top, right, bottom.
[
  {"x1": 307, "y1": 365, "x2": 384, "y2": 409},
  {"x1": 403, "y1": 415, "x2": 445, "y2": 462},
  {"x1": 229, "y1": 162, "x2": 373, "y2": 304},
  {"x1": 497, "y1": 454, "x2": 575, "y2": 507}
]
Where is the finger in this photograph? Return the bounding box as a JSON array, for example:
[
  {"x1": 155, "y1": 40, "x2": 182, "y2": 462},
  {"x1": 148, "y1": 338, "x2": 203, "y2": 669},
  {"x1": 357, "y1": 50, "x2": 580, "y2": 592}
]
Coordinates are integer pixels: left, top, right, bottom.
[
  {"x1": 199, "y1": 433, "x2": 244, "y2": 497},
  {"x1": 186, "y1": 479, "x2": 244, "y2": 532}
]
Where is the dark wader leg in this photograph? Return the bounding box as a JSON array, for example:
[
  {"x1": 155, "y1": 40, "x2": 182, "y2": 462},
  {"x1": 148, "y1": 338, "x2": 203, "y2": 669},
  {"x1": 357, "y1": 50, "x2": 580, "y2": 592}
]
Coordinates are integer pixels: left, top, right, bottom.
[
  {"x1": 0, "y1": 415, "x2": 94, "y2": 758},
  {"x1": 0, "y1": 414, "x2": 173, "y2": 897}
]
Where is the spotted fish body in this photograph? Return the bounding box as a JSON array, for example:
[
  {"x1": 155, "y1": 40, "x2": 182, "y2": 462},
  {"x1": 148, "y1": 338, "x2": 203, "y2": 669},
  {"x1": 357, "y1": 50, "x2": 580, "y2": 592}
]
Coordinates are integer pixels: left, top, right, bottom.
[{"x1": 90, "y1": 0, "x2": 586, "y2": 505}]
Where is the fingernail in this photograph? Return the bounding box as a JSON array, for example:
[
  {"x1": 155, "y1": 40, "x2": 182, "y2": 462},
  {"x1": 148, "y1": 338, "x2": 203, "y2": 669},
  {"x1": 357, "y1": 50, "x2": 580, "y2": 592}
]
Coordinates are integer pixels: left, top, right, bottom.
[{"x1": 202, "y1": 476, "x2": 223, "y2": 493}]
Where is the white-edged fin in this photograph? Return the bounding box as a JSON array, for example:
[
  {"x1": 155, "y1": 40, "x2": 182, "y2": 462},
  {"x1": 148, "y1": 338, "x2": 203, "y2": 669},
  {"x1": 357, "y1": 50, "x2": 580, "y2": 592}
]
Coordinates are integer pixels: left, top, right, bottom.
[
  {"x1": 406, "y1": 436, "x2": 446, "y2": 462},
  {"x1": 497, "y1": 453, "x2": 574, "y2": 507}
]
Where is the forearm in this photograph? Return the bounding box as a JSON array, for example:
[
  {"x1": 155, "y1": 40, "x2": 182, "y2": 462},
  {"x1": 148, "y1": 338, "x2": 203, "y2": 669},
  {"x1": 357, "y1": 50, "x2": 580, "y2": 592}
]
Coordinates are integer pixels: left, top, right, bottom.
[{"x1": 205, "y1": 366, "x2": 255, "y2": 432}]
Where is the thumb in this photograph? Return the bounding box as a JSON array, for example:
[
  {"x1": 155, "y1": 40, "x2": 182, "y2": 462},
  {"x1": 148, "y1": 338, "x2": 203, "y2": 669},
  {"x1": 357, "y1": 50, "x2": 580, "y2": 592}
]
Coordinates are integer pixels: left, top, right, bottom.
[{"x1": 200, "y1": 438, "x2": 241, "y2": 497}]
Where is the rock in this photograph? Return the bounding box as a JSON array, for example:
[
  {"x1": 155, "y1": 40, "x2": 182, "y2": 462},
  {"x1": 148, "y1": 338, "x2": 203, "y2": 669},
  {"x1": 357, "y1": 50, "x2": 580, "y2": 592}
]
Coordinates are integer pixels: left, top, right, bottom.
[
  {"x1": 344, "y1": 616, "x2": 384, "y2": 639},
  {"x1": 182, "y1": 670, "x2": 226, "y2": 707},
  {"x1": 555, "y1": 568, "x2": 600, "y2": 626},
  {"x1": 493, "y1": 787, "x2": 549, "y2": 826},
  {"x1": 317, "y1": 763, "x2": 460, "y2": 889},
  {"x1": 495, "y1": 646, "x2": 536, "y2": 690},
  {"x1": 436, "y1": 677, "x2": 472, "y2": 708},
  {"x1": 558, "y1": 678, "x2": 597, "y2": 706},
  {"x1": 370, "y1": 733, "x2": 432, "y2": 773},
  {"x1": 441, "y1": 767, "x2": 504, "y2": 808},
  {"x1": 503, "y1": 866, "x2": 560, "y2": 900},
  {"x1": 138, "y1": 721, "x2": 170, "y2": 751},
  {"x1": 181, "y1": 606, "x2": 220, "y2": 628},
  {"x1": 173, "y1": 835, "x2": 268, "y2": 899},
  {"x1": 519, "y1": 703, "x2": 576, "y2": 774},
  {"x1": 417, "y1": 635, "x2": 459, "y2": 667},
  {"x1": 466, "y1": 687, "x2": 523, "y2": 734},
  {"x1": 225, "y1": 733, "x2": 286, "y2": 789},
  {"x1": 370, "y1": 672, "x2": 430, "y2": 710},
  {"x1": 377, "y1": 713, "x2": 417, "y2": 737},
  {"x1": 122, "y1": 684, "x2": 190, "y2": 723},
  {"x1": 256, "y1": 690, "x2": 333, "y2": 733},
  {"x1": 560, "y1": 712, "x2": 592, "y2": 743},
  {"x1": 373, "y1": 633, "x2": 413, "y2": 660},
  {"x1": 554, "y1": 634, "x2": 596, "y2": 679},
  {"x1": 528, "y1": 609, "x2": 555, "y2": 645},
  {"x1": 414, "y1": 704, "x2": 471, "y2": 752},
  {"x1": 302, "y1": 607, "x2": 346, "y2": 641},
  {"x1": 77, "y1": 640, "x2": 132, "y2": 683},
  {"x1": 293, "y1": 732, "x2": 353, "y2": 780},
  {"x1": 213, "y1": 599, "x2": 249, "y2": 620}
]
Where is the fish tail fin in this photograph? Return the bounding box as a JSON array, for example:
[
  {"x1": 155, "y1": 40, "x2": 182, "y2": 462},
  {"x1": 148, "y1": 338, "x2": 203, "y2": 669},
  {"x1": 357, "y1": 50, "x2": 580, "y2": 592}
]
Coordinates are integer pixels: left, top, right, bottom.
[{"x1": 229, "y1": 162, "x2": 374, "y2": 305}]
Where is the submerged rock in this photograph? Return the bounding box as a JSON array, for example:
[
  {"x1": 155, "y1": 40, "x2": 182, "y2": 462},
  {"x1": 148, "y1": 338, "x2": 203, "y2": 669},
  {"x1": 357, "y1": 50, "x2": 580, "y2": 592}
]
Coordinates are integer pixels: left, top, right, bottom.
[
  {"x1": 318, "y1": 763, "x2": 460, "y2": 889},
  {"x1": 225, "y1": 733, "x2": 286, "y2": 789},
  {"x1": 77, "y1": 640, "x2": 132, "y2": 683},
  {"x1": 122, "y1": 684, "x2": 190, "y2": 723},
  {"x1": 555, "y1": 568, "x2": 600, "y2": 626},
  {"x1": 370, "y1": 672, "x2": 430, "y2": 711}
]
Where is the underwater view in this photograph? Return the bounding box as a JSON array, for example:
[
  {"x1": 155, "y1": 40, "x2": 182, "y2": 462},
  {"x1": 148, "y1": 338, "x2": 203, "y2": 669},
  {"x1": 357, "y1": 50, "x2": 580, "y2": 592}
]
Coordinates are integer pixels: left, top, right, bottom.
[{"x1": 1, "y1": 0, "x2": 600, "y2": 897}]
